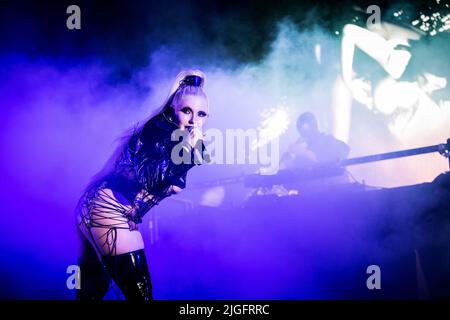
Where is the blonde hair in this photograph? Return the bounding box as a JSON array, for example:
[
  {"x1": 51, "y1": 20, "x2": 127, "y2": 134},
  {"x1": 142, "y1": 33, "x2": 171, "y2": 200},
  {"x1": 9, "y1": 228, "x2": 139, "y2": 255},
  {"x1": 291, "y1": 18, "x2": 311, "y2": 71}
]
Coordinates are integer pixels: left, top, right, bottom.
[{"x1": 158, "y1": 69, "x2": 209, "y2": 115}]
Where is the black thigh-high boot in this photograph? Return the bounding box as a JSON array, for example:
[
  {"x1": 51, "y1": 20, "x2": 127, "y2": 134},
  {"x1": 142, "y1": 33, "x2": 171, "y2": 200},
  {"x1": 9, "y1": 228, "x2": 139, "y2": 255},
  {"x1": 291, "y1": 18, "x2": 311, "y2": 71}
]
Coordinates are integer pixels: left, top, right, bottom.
[
  {"x1": 76, "y1": 231, "x2": 111, "y2": 300},
  {"x1": 102, "y1": 249, "x2": 153, "y2": 300}
]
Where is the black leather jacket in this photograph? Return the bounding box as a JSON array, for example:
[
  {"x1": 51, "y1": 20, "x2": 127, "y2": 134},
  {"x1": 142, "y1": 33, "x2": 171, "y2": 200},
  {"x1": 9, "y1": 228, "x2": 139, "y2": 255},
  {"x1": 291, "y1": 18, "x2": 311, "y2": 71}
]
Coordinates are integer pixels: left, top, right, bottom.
[{"x1": 84, "y1": 112, "x2": 207, "y2": 223}]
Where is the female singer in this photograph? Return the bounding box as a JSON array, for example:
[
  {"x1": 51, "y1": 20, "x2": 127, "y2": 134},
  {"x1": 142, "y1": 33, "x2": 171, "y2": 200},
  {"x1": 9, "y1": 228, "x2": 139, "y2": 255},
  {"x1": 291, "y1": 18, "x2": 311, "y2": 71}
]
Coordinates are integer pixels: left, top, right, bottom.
[{"x1": 75, "y1": 69, "x2": 209, "y2": 300}]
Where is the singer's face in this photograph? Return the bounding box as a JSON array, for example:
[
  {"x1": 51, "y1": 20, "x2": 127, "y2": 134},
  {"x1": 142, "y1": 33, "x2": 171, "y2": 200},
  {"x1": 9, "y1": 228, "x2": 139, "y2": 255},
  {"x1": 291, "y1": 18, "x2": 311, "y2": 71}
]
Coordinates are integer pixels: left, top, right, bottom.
[{"x1": 172, "y1": 95, "x2": 209, "y2": 130}]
